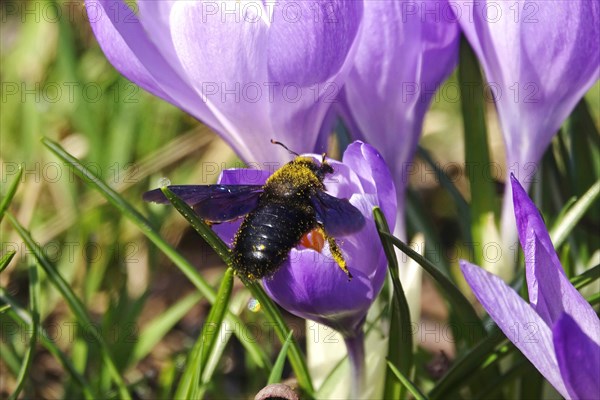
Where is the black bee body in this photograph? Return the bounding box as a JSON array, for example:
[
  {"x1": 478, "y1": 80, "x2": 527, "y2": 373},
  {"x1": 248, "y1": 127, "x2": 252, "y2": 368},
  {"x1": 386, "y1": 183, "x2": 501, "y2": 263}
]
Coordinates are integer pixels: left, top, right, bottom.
[
  {"x1": 143, "y1": 143, "x2": 365, "y2": 281},
  {"x1": 232, "y1": 196, "x2": 316, "y2": 279},
  {"x1": 231, "y1": 156, "x2": 329, "y2": 279}
]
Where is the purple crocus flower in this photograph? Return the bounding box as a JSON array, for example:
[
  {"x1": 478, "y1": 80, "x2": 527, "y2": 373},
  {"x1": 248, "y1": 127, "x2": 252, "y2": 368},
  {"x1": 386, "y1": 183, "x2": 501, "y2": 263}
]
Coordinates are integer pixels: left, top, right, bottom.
[
  {"x1": 213, "y1": 141, "x2": 396, "y2": 392},
  {"x1": 339, "y1": 0, "x2": 460, "y2": 235},
  {"x1": 86, "y1": 0, "x2": 363, "y2": 165},
  {"x1": 455, "y1": 0, "x2": 600, "y2": 240},
  {"x1": 215, "y1": 141, "x2": 396, "y2": 335},
  {"x1": 461, "y1": 175, "x2": 600, "y2": 399}
]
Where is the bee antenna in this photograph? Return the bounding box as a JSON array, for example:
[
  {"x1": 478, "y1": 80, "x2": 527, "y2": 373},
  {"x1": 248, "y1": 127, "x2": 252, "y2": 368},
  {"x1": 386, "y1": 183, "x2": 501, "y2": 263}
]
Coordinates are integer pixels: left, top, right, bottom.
[{"x1": 270, "y1": 139, "x2": 300, "y2": 157}]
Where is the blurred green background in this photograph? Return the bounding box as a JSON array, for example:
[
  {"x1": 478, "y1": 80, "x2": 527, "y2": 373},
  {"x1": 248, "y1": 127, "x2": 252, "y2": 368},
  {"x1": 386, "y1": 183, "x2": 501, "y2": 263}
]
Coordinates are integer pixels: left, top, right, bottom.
[{"x1": 1, "y1": 1, "x2": 598, "y2": 399}]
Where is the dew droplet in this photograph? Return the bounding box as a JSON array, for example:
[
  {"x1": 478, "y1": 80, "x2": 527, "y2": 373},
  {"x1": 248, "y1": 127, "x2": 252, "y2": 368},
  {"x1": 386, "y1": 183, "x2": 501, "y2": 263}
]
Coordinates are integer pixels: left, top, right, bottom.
[
  {"x1": 248, "y1": 298, "x2": 261, "y2": 312},
  {"x1": 158, "y1": 177, "x2": 171, "y2": 187}
]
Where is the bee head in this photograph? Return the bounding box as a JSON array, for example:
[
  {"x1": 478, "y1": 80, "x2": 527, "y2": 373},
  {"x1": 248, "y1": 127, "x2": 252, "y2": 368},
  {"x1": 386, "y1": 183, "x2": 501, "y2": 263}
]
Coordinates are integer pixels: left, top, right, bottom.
[
  {"x1": 269, "y1": 139, "x2": 334, "y2": 184},
  {"x1": 292, "y1": 155, "x2": 333, "y2": 181},
  {"x1": 316, "y1": 156, "x2": 334, "y2": 180}
]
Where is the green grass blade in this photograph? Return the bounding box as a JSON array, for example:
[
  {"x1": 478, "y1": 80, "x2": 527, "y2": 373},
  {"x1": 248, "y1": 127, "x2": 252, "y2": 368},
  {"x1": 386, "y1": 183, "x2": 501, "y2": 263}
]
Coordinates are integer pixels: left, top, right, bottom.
[
  {"x1": 174, "y1": 337, "x2": 204, "y2": 400},
  {"x1": 0, "y1": 164, "x2": 23, "y2": 223},
  {"x1": 459, "y1": 36, "x2": 498, "y2": 268},
  {"x1": 386, "y1": 361, "x2": 428, "y2": 400},
  {"x1": 455, "y1": 342, "x2": 515, "y2": 391},
  {"x1": 0, "y1": 250, "x2": 16, "y2": 273},
  {"x1": 571, "y1": 263, "x2": 600, "y2": 290},
  {"x1": 200, "y1": 268, "x2": 234, "y2": 370},
  {"x1": 188, "y1": 352, "x2": 204, "y2": 400},
  {"x1": 241, "y1": 278, "x2": 314, "y2": 396},
  {"x1": 0, "y1": 342, "x2": 21, "y2": 377},
  {"x1": 41, "y1": 136, "x2": 216, "y2": 299},
  {"x1": 380, "y1": 232, "x2": 486, "y2": 344},
  {"x1": 564, "y1": 100, "x2": 600, "y2": 197},
  {"x1": 315, "y1": 354, "x2": 347, "y2": 398},
  {"x1": 132, "y1": 292, "x2": 203, "y2": 363},
  {"x1": 268, "y1": 330, "x2": 294, "y2": 385},
  {"x1": 416, "y1": 147, "x2": 472, "y2": 243},
  {"x1": 383, "y1": 231, "x2": 501, "y2": 399},
  {"x1": 586, "y1": 292, "x2": 600, "y2": 306},
  {"x1": 199, "y1": 291, "x2": 250, "y2": 395},
  {"x1": 405, "y1": 190, "x2": 452, "y2": 278},
  {"x1": 160, "y1": 186, "x2": 314, "y2": 395},
  {"x1": 473, "y1": 361, "x2": 530, "y2": 400},
  {"x1": 550, "y1": 180, "x2": 600, "y2": 247},
  {"x1": 554, "y1": 197, "x2": 578, "y2": 223},
  {"x1": 41, "y1": 137, "x2": 269, "y2": 370},
  {"x1": 429, "y1": 329, "x2": 506, "y2": 399},
  {"x1": 0, "y1": 289, "x2": 96, "y2": 399},
  {"x1": 518, "y1": 361, "x2": 543, "y2": 400},
  {"x1": 175, "y1": 268, "x2": 234, "y2": 399},
  {"x1": 6, "y1": 213, "x2": 131, "y2": 400},
  {"x1": 373, "y1": 207, "x2": 413, "y2": 400},
  {"x1": 159, "y1": 186, "x2": 230, "y2": 260},
  {"x1": 158, "y1": 360, "x2": 177, "y2": 399},
  {"x1": 8, "y1": 263, "x2": 39, "y2": 400}
]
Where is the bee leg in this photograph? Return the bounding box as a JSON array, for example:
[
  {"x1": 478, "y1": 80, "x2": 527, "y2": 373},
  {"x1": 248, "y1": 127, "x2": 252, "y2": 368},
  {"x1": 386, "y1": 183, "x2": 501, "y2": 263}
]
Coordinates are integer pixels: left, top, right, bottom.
[{"x1": 320, "y1": 227, "x2": 353, "y2": 280}]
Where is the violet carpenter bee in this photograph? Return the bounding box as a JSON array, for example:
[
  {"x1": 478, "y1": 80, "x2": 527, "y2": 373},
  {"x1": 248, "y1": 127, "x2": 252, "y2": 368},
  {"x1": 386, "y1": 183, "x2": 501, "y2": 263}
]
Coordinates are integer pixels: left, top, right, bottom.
[{"x1": 144, "y1": 141, "x2": 365, "y2": 280}]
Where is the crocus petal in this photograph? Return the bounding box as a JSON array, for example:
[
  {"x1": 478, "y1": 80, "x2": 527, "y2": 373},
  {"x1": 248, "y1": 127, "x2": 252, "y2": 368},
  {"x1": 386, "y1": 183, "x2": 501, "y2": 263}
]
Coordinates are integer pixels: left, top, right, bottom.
[
  {"x1": 136, "y1": 0, "x2": 227, "y2": 131},
  {"x1": 86, "y1": 0, "x2": 171, "y2": 100},
  {"x1": 336, "y1": 194, "x2": 389, "y2": 283},
  {"x1": 526, "y1": 233, "x2": 566, "y2": 325},
  {"x1": 136, "y1": 0, "x2": 179, "y2": 71},
  {"x1": 528, "y1": 233, "x2": 600, "y2": 347},
  {"x1": 460, "y1": 261, "x2": 569, "y2": 397},
  {"x1": 512, "y1": 176, "x2": 600, "y2": 344},
  {"x1": 265, "y1": 0, "x2": 363, "y2": 162},
  {"x1": 340, "y1": 0, "x2": 459, "y2": 227},
  {"x1": 91, "y1": 0, "x2": 361, "y2": 167},
  {"x1": 170, "y1": 1, "x2": 276, "y2": 163},
  {"x1": 86, "y1": 0, "x2": 224, "y2": 132},
  {"x1": 318, "y1": 159, "x2": 364, "y2": 201},
  {"x1": 337, "y1": 2, "x2": 457, "y2": 335},
  {"x1": 263, "y1": 247, "x2": 376, "y2": 336},
  {"x1": 511, "y1": 174, "x2": 561, "y2": 269},
  {"x1": 169, "y1": 1, "x2": 362, "y2": 165},
  {"x1": 553, "y1": 313, "x2": 600, "y2": 400},
  {"x1": 267, "y1": 0, "x2": 362, "y2": 86},
  {"x1": 342, "y1": 141, "x2": 397, "y2": 228},
  {"x1": 457, "y1": 0, "x2": 600, "y2": 250},
  {"x1": 458, "y1": 1, "x2": 599, "y2": 186}
]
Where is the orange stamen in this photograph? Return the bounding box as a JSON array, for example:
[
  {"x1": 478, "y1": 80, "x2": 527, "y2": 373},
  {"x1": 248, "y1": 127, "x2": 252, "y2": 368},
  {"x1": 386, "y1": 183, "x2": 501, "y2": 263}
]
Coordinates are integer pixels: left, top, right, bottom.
[{"x1": 300, "y1": 228, "x2": 326, "y2": 252}]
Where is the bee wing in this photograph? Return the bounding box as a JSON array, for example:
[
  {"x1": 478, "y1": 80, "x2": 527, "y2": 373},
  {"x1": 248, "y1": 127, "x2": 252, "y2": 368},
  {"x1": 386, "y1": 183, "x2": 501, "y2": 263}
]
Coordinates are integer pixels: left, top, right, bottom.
[
  {"x1": 311, "y1": 191, "x2": 366, "y2": 236},
  {"x1": 143, "y1": 185, "x2": 263, "y2": 222}
]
